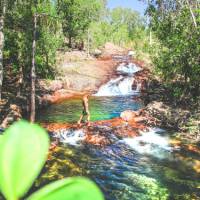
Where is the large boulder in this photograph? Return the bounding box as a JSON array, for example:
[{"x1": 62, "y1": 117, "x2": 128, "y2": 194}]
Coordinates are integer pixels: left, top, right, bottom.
[
  {"x1": 120, "y1": 110, "x2": 137, "y2": 122},
  {"x1": 41, "y1": 89, "x2": 75, "y2": 104}
]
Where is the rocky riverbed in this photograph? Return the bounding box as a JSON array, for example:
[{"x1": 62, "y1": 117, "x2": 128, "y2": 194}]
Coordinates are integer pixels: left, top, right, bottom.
[{"x1": 1, "y1": 50, "x2": 199, "y2": 152}]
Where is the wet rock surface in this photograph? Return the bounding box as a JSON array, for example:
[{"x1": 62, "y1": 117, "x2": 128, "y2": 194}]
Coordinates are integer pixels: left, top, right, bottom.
[
  {"x1": 42, "y1": 116, "x2": 146, "y2": 147},
  {"x1": 85, "y1": 125, "x2": 120, "y2": 146}
]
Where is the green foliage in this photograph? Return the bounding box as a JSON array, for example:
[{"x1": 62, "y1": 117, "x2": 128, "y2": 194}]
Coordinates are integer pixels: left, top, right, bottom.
[
  {"x1": 4, "y1": 0, "x2": 64, "y2": 79},
  {"x1": 34, "y1": 0, "x2": 64, "y2": 78},
  {"x1": 58, "y1": 0, "x2": 104, "y2": 47},
  {"x1": 0, "y1": 121, "x2": 49, "y2": 200},
  {"x1": 147, "y1": 1, "x2": 200, "y2": 98},
  {"x1": 89, "y1": 7, "x2": 147, "y2": 49},
  {"x1": 0, "y1": 121, "x2": 104, "y2": 200},
  {"x1": 28, "y1": 178, "x2": 104, "y2": 200}
]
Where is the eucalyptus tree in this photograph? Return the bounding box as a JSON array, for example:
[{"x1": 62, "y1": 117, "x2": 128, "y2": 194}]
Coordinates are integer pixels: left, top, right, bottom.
[
  {"x1": 1, "y1": 0, "x2": 63, "y2": 121},
  {"x1": 58, "y1": 0, "x2": 104, "y2": 48},
  {"x1": 89, "y1": 7, "x2": 146, "y2": 48},
  {"x1": 30, "y1": 0, "x2": 63, "y2": 122},
  {"x1": 110, "y1": 7, "x2": 145, "y2": 40}
]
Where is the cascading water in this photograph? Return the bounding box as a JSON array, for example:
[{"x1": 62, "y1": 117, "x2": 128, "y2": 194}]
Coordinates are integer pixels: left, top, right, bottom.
[
  {"x1": 117, "y1": 62, "x2": 141, "y2": 75},
  {"x1": 95, "y1": 62, "x2": 142, "y2": 96},
  {"x1": 95, "y1": 76, "x2": 138, "y2": 96}
]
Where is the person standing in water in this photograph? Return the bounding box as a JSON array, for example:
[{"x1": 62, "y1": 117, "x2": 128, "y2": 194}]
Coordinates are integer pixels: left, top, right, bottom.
[{"x1": 77, "y1": 94, "x2": 91, "y2": 126}]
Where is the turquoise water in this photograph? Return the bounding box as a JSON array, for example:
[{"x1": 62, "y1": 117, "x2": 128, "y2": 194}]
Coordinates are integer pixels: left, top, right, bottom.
[
  {"x1": 36, "y1": 96, "x2": 200, "y2": 200},
  {"x1": 37, "y1": 96, "x2": 143, "y2": 123}
]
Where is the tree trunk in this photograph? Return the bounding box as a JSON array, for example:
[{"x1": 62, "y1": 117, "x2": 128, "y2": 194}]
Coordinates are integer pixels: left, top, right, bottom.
[
  {"x1": 30, "y1": 14, "x2": 37, "y2": 123},
  {"x1": 45, "y1": 52, "x2": 49, "y2": 68},
  {"x1": 68, "y1": 35, "x2": 72, "y2": 48},
  {"x1": 87, "y1": 28, "x2": 90, "y2": 57},
  {"x1": 179, "y1": 0, "x2": 198, "y2": 28},
  {"x1": 147, "y1": 0, "x2": 152, "y2": 46},
  {"x1": 186, "y1": 0, "x2": 197, "y2": 28},
  {"x1": 17, "y1": 64, "x2": 23, "y2": 97},
  {"x1": 0, "y1": 0, "x2": 6, "y2": 100},
  {"x1": 149, "y1": 28, "x2": 152, "y2": 46}
]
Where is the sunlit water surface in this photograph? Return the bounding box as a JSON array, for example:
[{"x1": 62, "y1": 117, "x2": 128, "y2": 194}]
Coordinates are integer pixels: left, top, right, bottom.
[
  {"x1": 36, "y1": 96, "x2": 200, "y2": 200},
  {"x1": 37, "y1": 96, "x2": 143, "y2": 123}
]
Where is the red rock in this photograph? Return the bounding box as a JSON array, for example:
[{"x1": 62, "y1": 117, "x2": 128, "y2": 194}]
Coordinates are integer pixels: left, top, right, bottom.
[{"x1": 85, "y1": 133, "x2": 109, "y2": 146}]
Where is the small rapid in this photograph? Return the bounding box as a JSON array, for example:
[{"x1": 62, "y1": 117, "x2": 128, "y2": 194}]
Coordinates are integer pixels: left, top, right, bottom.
[
  {"x1": 53, "y1": 127, "x2": 172, "y2": 159},
  {"x1": 122, "y1": 128, "x2": 172, "y2": 159},
  {"x1": 40, "y1": 126, "x2": 200, "y2": 200}
]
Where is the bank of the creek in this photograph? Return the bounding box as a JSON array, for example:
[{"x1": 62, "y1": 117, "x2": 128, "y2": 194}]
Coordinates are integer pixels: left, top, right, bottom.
[{"x1": 34, "y1": 57, "x2": 200, "y2": 200}]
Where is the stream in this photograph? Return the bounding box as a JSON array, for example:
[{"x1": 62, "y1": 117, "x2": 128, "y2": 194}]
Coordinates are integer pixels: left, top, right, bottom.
[{"x1": 36, "y1": 61, "x2": 200, "y2": 200}]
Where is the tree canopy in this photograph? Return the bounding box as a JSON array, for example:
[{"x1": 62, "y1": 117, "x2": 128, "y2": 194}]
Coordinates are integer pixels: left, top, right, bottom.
[{"x1": 146, "y1": 0, "x2": 200, "y2": 98}]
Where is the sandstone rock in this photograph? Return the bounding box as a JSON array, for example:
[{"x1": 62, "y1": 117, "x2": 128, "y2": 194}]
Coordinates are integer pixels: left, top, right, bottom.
[
  {"x1": 101, "y1": 42, "x2": 125, "y2": 56},
  {"x1": 120, "y1": 110, "x2": 137, "y2": 122},
  {"x1": 38, "y1": 80, "x2": 63, "y2": 92},
  {"x1": 42, "y1": 89, "x2": 74, "y2": 104}
]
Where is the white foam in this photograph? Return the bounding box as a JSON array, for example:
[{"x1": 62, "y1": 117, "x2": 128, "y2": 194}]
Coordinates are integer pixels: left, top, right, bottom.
[
  {"x1": 123, "y1": 128, "x2": 172, "y2": 157},
  {"x1": 55, "y1": 129, "x2": 85, "y2": 145},
  {"x1": 117, "y1": 63, "x2": 142, "y2": 75}
]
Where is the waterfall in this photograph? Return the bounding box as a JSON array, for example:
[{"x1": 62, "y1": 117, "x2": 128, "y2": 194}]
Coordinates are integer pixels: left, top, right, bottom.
[
  {"x1": 95, "y1": 62, "x2": 142, "y2": 96},
  {"x1": 95, "y1": 76, "x2": 140, "y2": 96}
]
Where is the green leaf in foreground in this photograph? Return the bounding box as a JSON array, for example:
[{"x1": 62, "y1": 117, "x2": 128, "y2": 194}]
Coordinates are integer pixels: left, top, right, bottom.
[
  {"x1": 0, "y1": 120, "x2": 50, "y2": 200},
  {"x1": 27, "y1": 177, "x2": 104, "y2": 200}
]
